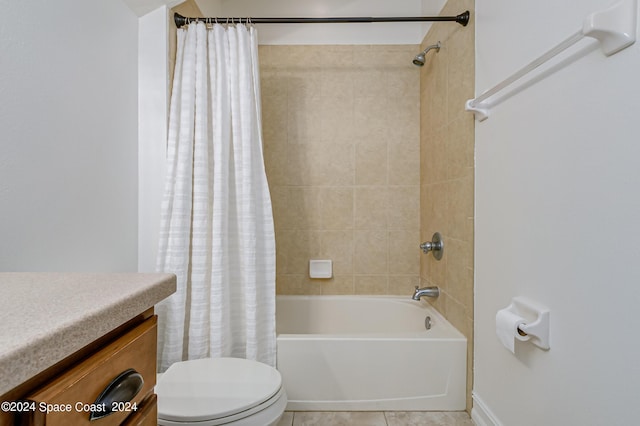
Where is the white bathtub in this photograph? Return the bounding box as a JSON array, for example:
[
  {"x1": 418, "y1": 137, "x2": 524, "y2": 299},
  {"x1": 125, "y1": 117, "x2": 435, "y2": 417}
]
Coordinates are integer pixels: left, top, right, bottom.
[{"x1": 275, "y1": 295, "x2": 466, "y2": 411}]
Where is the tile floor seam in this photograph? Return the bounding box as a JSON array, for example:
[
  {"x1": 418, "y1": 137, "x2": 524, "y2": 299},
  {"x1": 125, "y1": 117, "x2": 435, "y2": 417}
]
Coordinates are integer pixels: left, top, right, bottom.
[{"x1": 280, "y1": 410, "x2": 474, "y2": 426}]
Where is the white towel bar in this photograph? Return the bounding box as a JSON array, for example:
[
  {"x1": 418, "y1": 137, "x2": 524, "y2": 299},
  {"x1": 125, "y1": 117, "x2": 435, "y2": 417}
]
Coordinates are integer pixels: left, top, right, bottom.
[{"x1": 466, "y1": 0, "x2": 637, "y2": 121}]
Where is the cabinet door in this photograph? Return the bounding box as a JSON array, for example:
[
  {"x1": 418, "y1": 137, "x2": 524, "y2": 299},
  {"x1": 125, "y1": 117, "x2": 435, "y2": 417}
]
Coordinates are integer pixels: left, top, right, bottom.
[{"x1": 23, "y1": 316, "x2": 157, "y2": 426}]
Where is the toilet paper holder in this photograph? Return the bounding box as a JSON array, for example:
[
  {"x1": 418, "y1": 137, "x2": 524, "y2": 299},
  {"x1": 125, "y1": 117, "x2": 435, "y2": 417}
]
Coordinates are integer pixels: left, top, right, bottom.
[{"x1": 508, "y1": 297, "x2": 550, "y2": 350}]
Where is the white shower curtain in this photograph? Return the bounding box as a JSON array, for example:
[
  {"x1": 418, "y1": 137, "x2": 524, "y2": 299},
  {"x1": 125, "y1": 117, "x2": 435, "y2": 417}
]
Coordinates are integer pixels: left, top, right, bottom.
[{"x1": 156, "y1": 22, "x2": 276, "y2": 371}]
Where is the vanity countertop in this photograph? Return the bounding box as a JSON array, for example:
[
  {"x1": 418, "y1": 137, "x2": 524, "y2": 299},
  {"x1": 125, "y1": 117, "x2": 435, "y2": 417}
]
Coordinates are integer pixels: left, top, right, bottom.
[{"x1": 0, "y1": 272, "x2": 176, "y2": 395}]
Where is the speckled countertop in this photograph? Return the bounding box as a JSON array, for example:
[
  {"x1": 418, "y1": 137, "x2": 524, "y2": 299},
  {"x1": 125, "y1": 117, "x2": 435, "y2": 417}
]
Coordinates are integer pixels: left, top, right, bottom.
[{"x1": 0, "y1": 272, "x2": 176, "y2": 396}]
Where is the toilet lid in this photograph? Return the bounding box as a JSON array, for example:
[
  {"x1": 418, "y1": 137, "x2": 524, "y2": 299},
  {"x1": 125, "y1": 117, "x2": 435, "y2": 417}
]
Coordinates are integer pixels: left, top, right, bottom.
[{"x1": 157, "y1": 357, "x2": 283, "y2": 423}]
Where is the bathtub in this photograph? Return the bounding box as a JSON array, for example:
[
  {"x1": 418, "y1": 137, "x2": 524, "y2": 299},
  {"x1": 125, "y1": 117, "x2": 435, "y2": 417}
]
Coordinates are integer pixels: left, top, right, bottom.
[{"x1": 275, "y1": 295, "x2": 466, "y2": 411}]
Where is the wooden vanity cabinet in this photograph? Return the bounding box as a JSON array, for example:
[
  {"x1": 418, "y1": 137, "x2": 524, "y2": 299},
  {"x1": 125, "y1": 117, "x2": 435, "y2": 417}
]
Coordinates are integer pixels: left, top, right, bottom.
[{"x1": 0, "y1": 309, "x2": 158, "y2": 426}]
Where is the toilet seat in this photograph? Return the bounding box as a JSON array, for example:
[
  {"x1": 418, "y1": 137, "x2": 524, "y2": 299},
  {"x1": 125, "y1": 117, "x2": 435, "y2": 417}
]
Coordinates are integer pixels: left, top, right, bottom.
[{"x1": 157, "y1": 357, "x2": 286, "y2": 426}]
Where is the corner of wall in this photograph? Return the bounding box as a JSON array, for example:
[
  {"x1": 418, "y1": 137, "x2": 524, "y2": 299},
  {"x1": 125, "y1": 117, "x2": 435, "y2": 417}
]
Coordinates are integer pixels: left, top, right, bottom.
[
  {"x1": 418, "y1": 0, "x2": 476, "y2": 412},
  {"x1": 138, "y1": 6, "x2": 171, "y2": 272}
]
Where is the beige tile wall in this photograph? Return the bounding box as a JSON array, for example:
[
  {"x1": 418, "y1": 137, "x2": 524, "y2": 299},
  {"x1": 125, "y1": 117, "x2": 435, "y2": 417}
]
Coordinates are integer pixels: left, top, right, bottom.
[
  {"x1": 259, "y1": 45, "x2": 422, "y2": 296},
  {"x1": 168, "y1": 7, "x2": 474, "y2": 409},
  {"x1": 419, "y1": 0, "x2": 475, "y2": 412}
]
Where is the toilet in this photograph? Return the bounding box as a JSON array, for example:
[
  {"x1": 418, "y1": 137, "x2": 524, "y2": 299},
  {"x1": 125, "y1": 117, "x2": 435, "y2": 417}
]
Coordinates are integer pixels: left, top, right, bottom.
[{"x1": 156, "y1": 357, "x2": 287, "y2": 426}]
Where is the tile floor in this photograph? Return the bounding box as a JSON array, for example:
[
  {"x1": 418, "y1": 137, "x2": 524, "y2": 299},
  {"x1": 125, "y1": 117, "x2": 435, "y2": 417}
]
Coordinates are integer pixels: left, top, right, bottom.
[{"x1": 276, "y1": 411, "x2": 475, "y2": 426}]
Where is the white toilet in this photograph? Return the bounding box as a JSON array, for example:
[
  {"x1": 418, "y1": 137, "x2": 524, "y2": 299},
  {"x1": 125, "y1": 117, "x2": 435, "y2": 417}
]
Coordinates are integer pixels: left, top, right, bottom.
[{"x1": 156, "y1": 357, "x2": 287, "y2": 426}]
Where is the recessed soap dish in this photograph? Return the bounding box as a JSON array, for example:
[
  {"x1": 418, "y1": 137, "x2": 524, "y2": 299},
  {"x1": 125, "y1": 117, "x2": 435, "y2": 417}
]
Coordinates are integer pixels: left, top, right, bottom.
[{"x1": 309, "y1": 260, "x2": 332, "y2": 279}]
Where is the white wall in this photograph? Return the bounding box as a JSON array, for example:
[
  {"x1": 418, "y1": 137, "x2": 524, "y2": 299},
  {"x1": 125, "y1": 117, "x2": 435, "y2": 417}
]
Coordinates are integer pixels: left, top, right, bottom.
[
  {"x1": 123, "y1": 0, "x2": 185, "y2": 17},
  {"x1": 138, "y1": 7, "x2": 169, "y2": 272},
  {"x1": 473, "y1": 1, "x2": 640, "y2": 425},
  {"x1": 0, "y1": 0, "x2": 139, "y2": 271}
]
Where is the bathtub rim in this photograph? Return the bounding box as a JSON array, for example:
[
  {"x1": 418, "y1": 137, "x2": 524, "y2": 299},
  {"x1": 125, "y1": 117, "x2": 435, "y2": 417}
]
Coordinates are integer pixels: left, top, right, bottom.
[{"x1": 275, "y1": 294, "x2": 466, "y2": 340}]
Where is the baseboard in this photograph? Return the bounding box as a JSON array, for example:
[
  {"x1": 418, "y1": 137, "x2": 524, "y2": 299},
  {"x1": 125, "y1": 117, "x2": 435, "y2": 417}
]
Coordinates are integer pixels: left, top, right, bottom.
[{"x1": 471, "y1": 392, "x2": 502, "y2": 426}]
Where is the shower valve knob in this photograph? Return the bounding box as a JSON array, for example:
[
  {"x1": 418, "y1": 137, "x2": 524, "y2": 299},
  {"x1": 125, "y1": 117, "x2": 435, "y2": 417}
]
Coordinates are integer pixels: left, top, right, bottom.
[{"x1": 420, "y1": 232, "x2": 444, "y2": 260}]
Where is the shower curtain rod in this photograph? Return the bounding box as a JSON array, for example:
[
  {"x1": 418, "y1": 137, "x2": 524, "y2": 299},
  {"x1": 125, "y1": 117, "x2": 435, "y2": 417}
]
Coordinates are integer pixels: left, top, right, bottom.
[{"x1": 174, "y1": 11, "x2": 469, "y2": 28}]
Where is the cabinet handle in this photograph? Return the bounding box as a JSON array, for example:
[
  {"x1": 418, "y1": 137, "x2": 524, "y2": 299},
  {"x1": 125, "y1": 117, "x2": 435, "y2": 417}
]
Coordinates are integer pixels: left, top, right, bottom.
[{"x1": 89, "y1": 368, "x2": 144, "y2": 421}]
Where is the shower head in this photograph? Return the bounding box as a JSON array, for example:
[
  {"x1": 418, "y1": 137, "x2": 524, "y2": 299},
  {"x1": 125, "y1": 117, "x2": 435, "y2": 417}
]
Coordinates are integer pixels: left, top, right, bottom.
[
  {"x1": 413, "y1": 41, "x2": 441, "y2": 67},
  {"x1": 412, "y1": 54, "x2": 426, "y2": 67}
]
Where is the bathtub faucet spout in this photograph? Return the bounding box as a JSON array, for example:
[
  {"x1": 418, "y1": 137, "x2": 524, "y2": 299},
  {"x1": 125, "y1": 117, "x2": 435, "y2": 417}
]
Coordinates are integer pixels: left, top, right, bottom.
[{"x1": 412, "y1": 286, "x2": 440, "y2": 300}]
